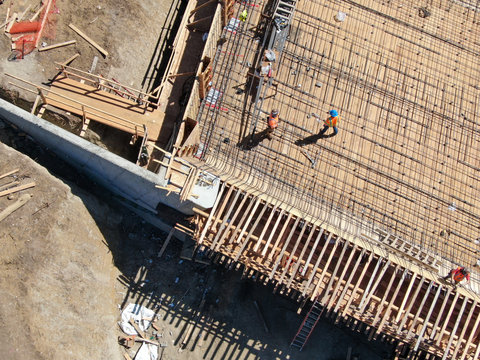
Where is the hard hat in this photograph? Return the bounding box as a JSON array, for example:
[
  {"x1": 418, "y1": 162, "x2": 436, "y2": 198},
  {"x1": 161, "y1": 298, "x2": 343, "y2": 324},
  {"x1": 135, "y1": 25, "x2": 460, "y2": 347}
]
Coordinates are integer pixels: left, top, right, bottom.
[
  {"x1": 271, "y1": 109, "x2": 279, "y2": 116},
  {"x1": 329, "y1": 109, "x2": 338, "y2": 117}
]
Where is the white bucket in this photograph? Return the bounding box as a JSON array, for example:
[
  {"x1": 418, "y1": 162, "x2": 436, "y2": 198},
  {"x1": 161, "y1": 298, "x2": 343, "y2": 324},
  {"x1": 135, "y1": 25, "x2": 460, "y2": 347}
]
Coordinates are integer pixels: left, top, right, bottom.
[{"x1": 334, "y1": 11, "x2": 347, "y2": 22}]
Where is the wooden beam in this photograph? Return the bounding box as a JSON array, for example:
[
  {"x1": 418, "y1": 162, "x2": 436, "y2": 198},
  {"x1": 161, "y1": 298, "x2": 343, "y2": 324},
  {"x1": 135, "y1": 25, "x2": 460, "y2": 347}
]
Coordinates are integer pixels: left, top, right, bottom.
[
  {"x1": 319, "y1": 240, "x2": 350, "y2": 306},
  {"x1": 38, "y1": 40, "x2": 76, "y2": 52},
  {"x1": 0, "y1": 169, "x2": 19, "y2": 180},
  {"x1": 197, "y1": 183, "x2": 225, "y2": 244},
  {"x1": 459, "y1": 302, "x2": 480, "y2": 360},
  {"x1": 69, "y1": 23, "x2": 109, "y2": 57},
  {"x1": 406, "y1": 281, "x2": 434, "y2": 339},
  {"x1": 302, "y1": 232, "x2": 331, "y2": 297},
  {"x1": 157, "y1": 228, "x2": 175, "y2": 258},
  {"x1": 413, "y1": 284, "x2": 443, "y2": 351},
  {"x1": 269, "y1": 217, "x2": 301, "y2": 279},
  {"x1": 210, "y1": 189, "x2": 242, "y2": 250},
  {"x1": 286, "y1": 224, "x2": 318, "y2": 288},
  {"x1": 429, "y1": 287, "x2": 452, "y2": 341},
  {"x1": 0, "y1": 193, "x2": 32, "y2": 222},
  {"x1": 278, "y1": 220, "x2": 309, "y2": 284},
  {"x1": 301, "y1": 228, "x2": 324, "y2": 276},
  {"x1": 341, "y1": 253, "x2": 374, "y2": 318},
  {"x1": 369, "y1": 265, "x2": 398, "y2": 330},
  {"x1": 435, "y1": 292, "x2": 460, "y2": 346},
  {"x1": 252, "y1": 204, "x2": 278, "y2": 253},
  {"x1": 442, "y1": 296, "x2": 468, "y2": 360},
  {"x1": 234, "y1": 201, "x2": 269, "y2": 262},
  {"x1": 232, "y1": 197, "x2": 261, "y2": 244},
  {"x1": 60, "y1": 53, "x2": 80, "y2": 67},
  {"x1": 0, "y1": 182, "x2": 36, "y2": 197},
  {"x1": 190, "y1": 0, "x2": 217, "y2": 15},
  {"x1": 376, "y1": 270, "x2": 408, "y2": 335},
  {"x1": 328, "y1": 245, "x2": 359, "y2": 312},
  {"x1": 395, "y1": 273, "x2": 417, "y2": 323},
  {"x1": 359, "y1": 259, "x2": 391, "y2": 312},
  {"x1": 265, "y1": 213, "x2": 293, "y2": 260},
  {"x1": 311, "y1": 237, "x2": 340, "y2": 300},
  {"x1": 214, "y1": 191, "x2": 250, "y2": 251},
  {"x1": 397, "y1": 276, "x2": 426, "y2": 334}
]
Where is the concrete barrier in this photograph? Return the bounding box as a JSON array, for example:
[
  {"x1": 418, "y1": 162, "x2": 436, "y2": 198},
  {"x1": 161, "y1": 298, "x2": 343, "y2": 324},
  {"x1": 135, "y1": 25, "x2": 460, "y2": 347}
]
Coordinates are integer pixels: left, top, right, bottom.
[{"x1": 0, "y1": 98, "x2": 219, "y2": 214}]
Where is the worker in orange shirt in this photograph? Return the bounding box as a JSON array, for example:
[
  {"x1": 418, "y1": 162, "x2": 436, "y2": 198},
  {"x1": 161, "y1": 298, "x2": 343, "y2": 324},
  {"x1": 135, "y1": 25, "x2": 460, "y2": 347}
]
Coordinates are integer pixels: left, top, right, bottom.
[
  {"x1": 266, "y1": 109, "x2": 279, "y2": 140},
  {"x1": 443, "y1": 266, "x2": 470, "y2": 288},
  {"x1": 319, "y1": 109, "x2": 339, "y2": 136}
]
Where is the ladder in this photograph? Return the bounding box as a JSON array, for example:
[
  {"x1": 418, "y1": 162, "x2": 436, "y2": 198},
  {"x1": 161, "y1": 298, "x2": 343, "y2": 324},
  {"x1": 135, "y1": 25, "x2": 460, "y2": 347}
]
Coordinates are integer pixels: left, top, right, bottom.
[{"x1": 290, "y1": 298, "x2": 323, "y2": 351}]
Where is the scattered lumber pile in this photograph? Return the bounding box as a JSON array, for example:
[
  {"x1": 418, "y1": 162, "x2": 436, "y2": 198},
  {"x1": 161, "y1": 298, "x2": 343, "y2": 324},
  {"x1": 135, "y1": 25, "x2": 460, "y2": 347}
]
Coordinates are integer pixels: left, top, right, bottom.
[{"x1": 0, "y1": 168, "x2": 35, "y2": 222}]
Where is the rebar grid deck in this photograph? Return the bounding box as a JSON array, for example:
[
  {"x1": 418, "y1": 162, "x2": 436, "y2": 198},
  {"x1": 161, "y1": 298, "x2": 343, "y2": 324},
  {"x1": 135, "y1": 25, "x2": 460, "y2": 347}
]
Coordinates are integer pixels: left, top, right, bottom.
[{"x1": 196, "y1": 0, "x2": 480, "y2": 267}]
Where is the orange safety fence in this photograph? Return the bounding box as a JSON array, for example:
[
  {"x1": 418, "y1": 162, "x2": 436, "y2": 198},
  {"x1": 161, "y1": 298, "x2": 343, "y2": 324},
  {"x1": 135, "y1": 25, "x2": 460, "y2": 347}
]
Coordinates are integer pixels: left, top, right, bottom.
[{"x1": 10, "y1": 0, "x2": 58, "y2": 59}]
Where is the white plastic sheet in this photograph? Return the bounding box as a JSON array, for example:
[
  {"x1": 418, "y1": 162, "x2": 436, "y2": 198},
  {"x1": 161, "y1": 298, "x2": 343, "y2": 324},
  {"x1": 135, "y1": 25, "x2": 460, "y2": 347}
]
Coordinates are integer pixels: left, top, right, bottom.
[
  {"x1": 119, "y1": 303, "x2": 155, "y2": 336},
  {"x1": 134, "y1": 343, "x2": 158, "y2": 360}
]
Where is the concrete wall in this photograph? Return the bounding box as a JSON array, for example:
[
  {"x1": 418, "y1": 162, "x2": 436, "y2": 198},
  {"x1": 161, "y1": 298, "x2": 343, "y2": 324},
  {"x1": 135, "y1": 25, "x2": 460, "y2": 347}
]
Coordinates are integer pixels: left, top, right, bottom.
[{"x1": 0, "y1": 98, "x2": 219, "y2": 215}]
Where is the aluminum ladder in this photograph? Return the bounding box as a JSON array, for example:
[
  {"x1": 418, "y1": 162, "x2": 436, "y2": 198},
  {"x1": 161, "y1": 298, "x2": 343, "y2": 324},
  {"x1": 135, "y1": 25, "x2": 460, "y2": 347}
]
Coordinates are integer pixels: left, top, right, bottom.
[{"x1": 290, "y1": 298, "x2": 323, "y2": 351}]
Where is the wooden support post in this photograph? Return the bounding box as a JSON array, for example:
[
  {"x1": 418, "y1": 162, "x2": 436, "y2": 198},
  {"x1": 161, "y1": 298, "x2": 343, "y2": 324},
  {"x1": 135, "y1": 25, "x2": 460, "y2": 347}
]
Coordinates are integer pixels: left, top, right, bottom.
[
  {"x1": 302, "y1": 232, "x2": 331, "y2": 297},
  {"x1": 429, "y1": 288, "x2": 452, "y2": 341},
  {"x1": 442, "y1": 296, "x2": 468, "y2": 360},
  {"x1": 376, "y1": 270, "x2": 408, "y2": 335},
  {"x1": 287, "y1": 224, "x2": 318, "y2": 288},
  {"x1": 265, "y1": 213, "x2": 293, "y2": 260},
  {"x1": 370, "y1": 265, "x2": 398, "y2": 331},
  {"x1": 406, "y1": 281, "x2": 434, "y2": 339},
  {"x1": 252, "y1": 204, "x2": 278, "y2": 253},
  {"x1": 413, "y1": 284, "x2": 443, "y2": 351},
  {"x1": 359, "y1": 259, "x2": 391, "y2": 312},
  {"x1": 233, "y1": 201, "x2": 268, "y2": 262},
  {"x1": 319, "y1": 240, "x2": 350, "y2": 306},
  {"x1": 435, "y1": 292, "x2": 460, "y2": 346},
  {"x1": 214, "y1": 192, "x2": 250, "y2": 251},
  {"x1": 233, "y1": 197, "x2": 261, "y2": 244},
  {"x1": 278, "y1": 220, "x2": 309, "y2": 284},
  {"x1": 459, "y1": 301, "x2": 480, "y2": 360},
  {"x1": 197, "y1": 183, "x2": 225, "y2": 244},
  {"x1": 310, "y1": 237, "x2": 340, "y2": 300},
  {"x1": 210, "y1": 189, "x2": 241, "y2": 250},
  {"x1": 328, "y1": 245, "x2": 359, "y2": 312},
  {"x1": 357, "y1": 258, "x2": 383, "y2": 311},
  {"x1": 269, "y1": 217, "x2": 301, "y2": 279},
  {"x1": 258, "y1": 208, "x2": 285, "y2": 256},
  {"x1": 395, "y1": 273, "x2": 417, "y2": 323},
  {"x1": 37, "y1": 87, "x2": 47, "y2": 104},
  {"x1": 301, "y1": 228, "x2": 324, "y2": 276},
  {"x1": 341, "y1": 253, "x2": 374, "y2": 318},
  {"x1": 209, "y1": 185, "x2": 233, "y2": 233},
  {"x1": 397, "y1": 276, "x2": 426, "y2": 334}
]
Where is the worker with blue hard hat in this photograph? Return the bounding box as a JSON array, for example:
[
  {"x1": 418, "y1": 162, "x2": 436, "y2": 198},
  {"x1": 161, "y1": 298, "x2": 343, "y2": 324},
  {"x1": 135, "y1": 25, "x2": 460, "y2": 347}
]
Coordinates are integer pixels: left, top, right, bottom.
[{"x1": 319, "y1": 109, "x2": 340, "y2": 136}]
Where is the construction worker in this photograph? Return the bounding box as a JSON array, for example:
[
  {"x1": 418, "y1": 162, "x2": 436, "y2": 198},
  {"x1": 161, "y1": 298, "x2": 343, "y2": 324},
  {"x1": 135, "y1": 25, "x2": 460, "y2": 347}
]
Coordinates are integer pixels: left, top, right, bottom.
[
  {"x1": 266, "y1": 109, "x2": 279, "y2": 140},
  {"x1": 319, "y1": 109, "x2": 339, "y2": 136},
  {"x1": 239, "y1": 10, "x2": 248, "y2": 22},
  {"x1": 443, "y1": 266, "x2": 470, "y2": 288}
]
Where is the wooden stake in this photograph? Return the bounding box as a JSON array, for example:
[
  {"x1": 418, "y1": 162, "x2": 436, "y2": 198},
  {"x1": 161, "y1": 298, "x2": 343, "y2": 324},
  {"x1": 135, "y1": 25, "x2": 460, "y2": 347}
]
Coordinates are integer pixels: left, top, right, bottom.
[
  {"x1": 69, "y1": 23, "x2": 109, "y2": 57},
  {"x1": 38, "y1": 40, "x2": 76, "y2": 52}
]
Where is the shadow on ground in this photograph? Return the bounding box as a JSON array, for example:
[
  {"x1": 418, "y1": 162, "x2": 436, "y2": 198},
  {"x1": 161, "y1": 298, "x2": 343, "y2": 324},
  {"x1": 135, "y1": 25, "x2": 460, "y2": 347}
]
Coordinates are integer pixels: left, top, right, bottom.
[{"x1": 0, "y1": 120, "x2": 395, "y2": 360}]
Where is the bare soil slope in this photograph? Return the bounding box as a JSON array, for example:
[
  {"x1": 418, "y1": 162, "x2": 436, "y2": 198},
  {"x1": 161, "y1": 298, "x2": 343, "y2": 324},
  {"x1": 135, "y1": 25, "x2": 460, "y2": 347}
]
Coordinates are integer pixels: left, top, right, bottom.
[{"x1": 0, "y1": 140, "x2": 122, "y2": 360}]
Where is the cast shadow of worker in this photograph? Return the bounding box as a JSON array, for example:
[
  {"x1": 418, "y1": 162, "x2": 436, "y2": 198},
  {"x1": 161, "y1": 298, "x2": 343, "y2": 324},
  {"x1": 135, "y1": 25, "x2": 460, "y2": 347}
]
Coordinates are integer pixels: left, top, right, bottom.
[
  {"x1": 295, "y1": 132, "x2": 336, "y2": 146},
  {"x1": 238, "y1": 128, "x2": 272, "y2": 150}
]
